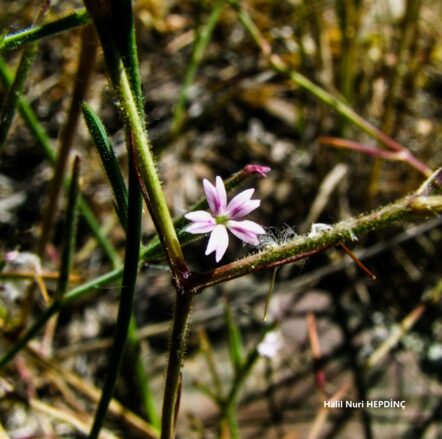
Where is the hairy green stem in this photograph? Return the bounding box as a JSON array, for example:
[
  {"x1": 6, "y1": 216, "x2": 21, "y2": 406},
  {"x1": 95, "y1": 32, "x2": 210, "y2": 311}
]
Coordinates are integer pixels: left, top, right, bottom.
[
  {"x1": 118, "y1": 69, "x2": 187, "y2": 276},
  {"x1": 81, "y1": 6, "x2": 193, "y2": 431},
  {"x1": 1, "y1": 191, "x2": 440, "y2": 370},
  {"x1": 187, "y1": 193, "x2": 442, "y2": 292},
  {"x1": 84, "y1": 0, "x2": 187, "y2": 277}
]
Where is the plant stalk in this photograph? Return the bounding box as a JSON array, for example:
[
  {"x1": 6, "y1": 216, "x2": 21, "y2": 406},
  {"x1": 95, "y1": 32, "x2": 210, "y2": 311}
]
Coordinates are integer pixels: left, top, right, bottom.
[{"x1": 160, "y1": 292, "x2": 194, "y2": 439}]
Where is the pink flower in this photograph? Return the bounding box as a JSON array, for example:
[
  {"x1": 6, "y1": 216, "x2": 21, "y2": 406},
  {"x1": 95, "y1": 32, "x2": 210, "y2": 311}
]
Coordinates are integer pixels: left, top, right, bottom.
[{"x1": 185, "y1": 176, "x2": 265, "y2": 262}]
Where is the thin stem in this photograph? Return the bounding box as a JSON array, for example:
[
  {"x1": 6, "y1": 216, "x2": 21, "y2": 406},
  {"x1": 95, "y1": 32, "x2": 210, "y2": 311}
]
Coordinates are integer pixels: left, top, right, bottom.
[
  {"x1": 0, "y1": 267, "x2": 121, "y2": 370},
  {"x1": 0, "y1": 8, "x2": 90, "y2": 51},
  {"x1": 0, "y1": 300, "x2": 62, "y2": 369},
  {"x1": 160, "y1": 292, "x2": 194, "y2": 439},
  {"x1": 370, "y1": 0, "x2": 423, "y2": 196},
  {"x1": 187, "y1": 192, "x2": 442, "y2": 292},
  {"x1": 1, "y1": 190, "x2": 441, "y2": 370},
  {"x1": 19, "y1": 25, "x2": 99, "y2": 328},
  {"x1": 0, "y1": 0, "x2": 49, "y2": 150},
  {"x1": 320, "y1": 136, "x2": 430, "y2": 178},
  {"x1": 88, "y1": 155, "x2": 143, "y2": 439},
  {"x1": 37, "y1": 24, "x2": 98, "y2": 260},
  {"x1": 339, "y1": 243, "x2": 376, "y2": 280}
]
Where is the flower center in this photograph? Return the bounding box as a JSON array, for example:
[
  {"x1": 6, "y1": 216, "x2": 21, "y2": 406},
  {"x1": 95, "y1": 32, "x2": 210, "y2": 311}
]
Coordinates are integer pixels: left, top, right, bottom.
[{"x1": 215, "y1": 215, "x2": 229, "y2": 225}]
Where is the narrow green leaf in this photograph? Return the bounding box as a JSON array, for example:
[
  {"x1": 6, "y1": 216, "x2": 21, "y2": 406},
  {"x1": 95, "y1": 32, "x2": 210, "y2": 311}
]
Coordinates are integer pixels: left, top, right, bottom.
[
  {"x1": 198, "y1": 328, "x2": 224, "y2": 397},
  {"x1": 0, "y1": 8, "x2": 90, "y2": 52},
  {"x1": 263, "y1": 267, "x2": 279, "y2": 321},
  {"x1": 88, "y1": 155, "x2": 142, "y2": 439},
  {"x1": 0, "y1": 42, "x2": 38, "y2": 150},
  {"x1": 82, "y1": 103, "x2": 128, "y2": 229},
  {"x1": 224, "y1": 300, "x2": 244, "y2": 373},
  {"x1": 55, "y1": 156, "x2": 81, "y2": 299}
]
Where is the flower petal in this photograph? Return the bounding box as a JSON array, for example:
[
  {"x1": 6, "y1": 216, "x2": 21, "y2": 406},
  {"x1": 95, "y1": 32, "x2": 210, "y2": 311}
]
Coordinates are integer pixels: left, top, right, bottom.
[
  {"x1": 226, "y1": 188, "x2": 260, "y2": 218},
  {"x1": 185, "y1": 210, "x2": 216, "y2": 233},
  {"x1": 215, "y1": 176, "x2": 227, "y2": 213},
  {"x1": 205, "y1": 224, "x2": 229, "y2": 262},
  {"x1": 185, "y1": 210, "x2": 214, "y2": 223},
  {"x1": 203, "y1": 177, "x2": 226, "y2": 215},
  {"x1": 244, "y1": 164, "x2": 271, "y2": 177},
  {"x1": 228, "y1": 220, "x2": 265, "y2": 245},
  {"x1": 186, "y1": 221, "x2": 215, "y2": 234}
]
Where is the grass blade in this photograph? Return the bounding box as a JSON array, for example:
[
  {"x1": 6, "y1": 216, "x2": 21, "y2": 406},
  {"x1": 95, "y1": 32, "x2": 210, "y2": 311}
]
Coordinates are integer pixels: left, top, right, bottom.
[{"x1": 82, "y1": 103, "x2": 128, "y2": 229}]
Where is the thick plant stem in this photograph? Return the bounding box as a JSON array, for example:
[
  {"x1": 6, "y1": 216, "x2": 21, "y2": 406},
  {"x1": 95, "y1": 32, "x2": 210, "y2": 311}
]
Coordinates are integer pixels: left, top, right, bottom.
[
  {"x1": 88, "y1": 157, "x2": 143, "y2": 439},
  {"x1": 84, "y1": 0, "x2": 187, "y2": 277},
  {"x1": 187, "y1": 192, "x2": 442, "y2": 292},
  {"x1": 161, "y1": 292, "x2": 194, "y2": 439},
  {"x1": 224, "y1": 405, "x2": 239, "y2": 439},
  {"x1": 118, "y1": 70, "x2": 187, "y2": 276}
]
